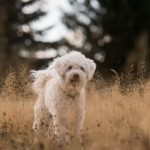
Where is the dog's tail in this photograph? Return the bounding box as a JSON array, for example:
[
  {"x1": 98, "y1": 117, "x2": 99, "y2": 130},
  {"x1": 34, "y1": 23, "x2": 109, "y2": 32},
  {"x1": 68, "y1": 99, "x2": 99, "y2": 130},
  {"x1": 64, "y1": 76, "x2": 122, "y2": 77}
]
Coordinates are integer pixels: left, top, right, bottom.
[
  {"x1": 30, "y1": 65, "x2": 57, "y2": 94},
  {"x1": 30, "y1": 69, "x2": 49, "y2": 94}
]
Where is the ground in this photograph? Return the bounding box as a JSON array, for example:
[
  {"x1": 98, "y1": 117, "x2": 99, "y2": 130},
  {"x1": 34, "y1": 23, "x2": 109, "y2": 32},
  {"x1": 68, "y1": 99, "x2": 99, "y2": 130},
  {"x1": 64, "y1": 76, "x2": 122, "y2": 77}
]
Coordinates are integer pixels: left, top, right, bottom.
[{"x1": 0, "y1": 66, "x2": 150, "y2": 150}]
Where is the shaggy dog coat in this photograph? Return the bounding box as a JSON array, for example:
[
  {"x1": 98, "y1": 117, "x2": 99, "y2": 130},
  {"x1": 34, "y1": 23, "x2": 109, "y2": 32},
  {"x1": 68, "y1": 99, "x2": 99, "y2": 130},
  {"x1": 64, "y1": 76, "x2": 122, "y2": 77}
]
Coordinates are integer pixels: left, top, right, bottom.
[{"x1": 31, "y1": 51, "x2": 96, "y2": 144}]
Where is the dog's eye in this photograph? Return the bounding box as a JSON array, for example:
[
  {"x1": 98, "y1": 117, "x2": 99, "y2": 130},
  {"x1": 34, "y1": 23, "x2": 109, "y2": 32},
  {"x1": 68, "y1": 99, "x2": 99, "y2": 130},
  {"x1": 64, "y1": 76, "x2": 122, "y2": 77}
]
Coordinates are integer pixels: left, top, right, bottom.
[
  {"x1": 80, "y1": 67, "x2": 84, "y2": 71},
  {"x1": 68, "y1": 66, "x2": 72, "y2": 70}
]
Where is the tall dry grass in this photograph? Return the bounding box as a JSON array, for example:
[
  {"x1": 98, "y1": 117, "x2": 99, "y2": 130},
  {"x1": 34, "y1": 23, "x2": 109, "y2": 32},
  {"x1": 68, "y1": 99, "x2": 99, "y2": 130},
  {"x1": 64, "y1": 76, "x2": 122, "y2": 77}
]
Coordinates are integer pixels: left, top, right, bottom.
[{"x1": 0, "y1": 64, "x2": 150, "y2": 150}]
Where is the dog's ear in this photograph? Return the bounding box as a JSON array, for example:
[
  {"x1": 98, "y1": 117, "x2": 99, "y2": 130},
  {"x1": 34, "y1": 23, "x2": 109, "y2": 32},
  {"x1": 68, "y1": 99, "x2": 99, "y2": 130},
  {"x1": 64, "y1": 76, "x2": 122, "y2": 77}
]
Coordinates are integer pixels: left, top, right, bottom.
[
  {"x1": 86, "y1": 58, "x2": 96, "y2": 81},
  {"x1": 53, "y1": 57, "x2": 66, "y2": 78}
]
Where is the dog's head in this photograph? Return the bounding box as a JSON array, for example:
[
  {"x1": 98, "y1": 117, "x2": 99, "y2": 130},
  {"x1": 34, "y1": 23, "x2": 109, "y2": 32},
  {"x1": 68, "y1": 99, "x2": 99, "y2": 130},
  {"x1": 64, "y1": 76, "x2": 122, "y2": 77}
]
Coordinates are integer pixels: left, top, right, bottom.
[{"x1": 53, "y1": 51, "x2": 96, "y2": 88}]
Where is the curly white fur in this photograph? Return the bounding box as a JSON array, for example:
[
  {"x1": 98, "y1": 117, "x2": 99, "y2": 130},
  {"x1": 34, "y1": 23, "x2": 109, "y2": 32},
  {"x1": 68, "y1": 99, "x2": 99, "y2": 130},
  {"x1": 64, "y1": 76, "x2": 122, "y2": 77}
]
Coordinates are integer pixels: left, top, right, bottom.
[{"x1": 31, "y1": 51, "x2": 96, "y2": 144}]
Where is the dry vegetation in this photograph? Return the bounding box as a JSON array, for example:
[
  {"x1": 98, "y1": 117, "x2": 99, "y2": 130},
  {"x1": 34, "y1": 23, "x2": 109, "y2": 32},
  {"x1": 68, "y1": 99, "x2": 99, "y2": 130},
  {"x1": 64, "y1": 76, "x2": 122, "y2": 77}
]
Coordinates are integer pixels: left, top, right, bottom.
[{"x1": 1, "y1": 64, "x2": 150, "y2": 150}]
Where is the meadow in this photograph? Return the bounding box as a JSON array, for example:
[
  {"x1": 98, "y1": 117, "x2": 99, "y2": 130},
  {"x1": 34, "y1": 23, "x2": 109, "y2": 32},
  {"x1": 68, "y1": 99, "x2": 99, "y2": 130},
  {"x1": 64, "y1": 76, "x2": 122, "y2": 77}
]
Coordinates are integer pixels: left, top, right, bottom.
[{"x1": 0, "y1": 64, "x2": 150, "y2": 150}]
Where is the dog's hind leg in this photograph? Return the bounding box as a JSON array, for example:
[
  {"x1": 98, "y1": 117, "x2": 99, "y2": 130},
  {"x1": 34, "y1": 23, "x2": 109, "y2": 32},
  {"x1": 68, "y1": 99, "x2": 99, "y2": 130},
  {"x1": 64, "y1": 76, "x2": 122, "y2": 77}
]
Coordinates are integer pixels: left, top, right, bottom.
[{"x1": 33, "y1": 96, "x2": 53, "y2": 138}]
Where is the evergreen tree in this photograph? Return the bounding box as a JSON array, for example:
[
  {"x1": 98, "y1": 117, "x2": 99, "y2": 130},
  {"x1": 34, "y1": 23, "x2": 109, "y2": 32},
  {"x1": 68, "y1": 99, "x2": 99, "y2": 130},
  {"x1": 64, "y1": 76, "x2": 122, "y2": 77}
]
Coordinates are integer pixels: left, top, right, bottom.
[
  {"x1": 62, "y1": 0, "x2": 150, "y2": 77},
  {"x1": 0, "y1": 0, "x2": 57, "y2": 75}
]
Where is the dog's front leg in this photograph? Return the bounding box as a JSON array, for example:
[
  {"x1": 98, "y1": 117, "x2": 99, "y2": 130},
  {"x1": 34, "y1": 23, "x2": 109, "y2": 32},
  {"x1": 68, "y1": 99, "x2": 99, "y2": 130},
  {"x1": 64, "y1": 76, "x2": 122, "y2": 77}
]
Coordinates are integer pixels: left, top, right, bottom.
[
  {"x1": 33, "y1": 97, "x2": 52, "y2": 137},
  {"x1": 78, "y1": 110, "x2": 85, "y2": 135},
  {"x1": 53, "y1": 116, "x2": 70, "y2": 145}
]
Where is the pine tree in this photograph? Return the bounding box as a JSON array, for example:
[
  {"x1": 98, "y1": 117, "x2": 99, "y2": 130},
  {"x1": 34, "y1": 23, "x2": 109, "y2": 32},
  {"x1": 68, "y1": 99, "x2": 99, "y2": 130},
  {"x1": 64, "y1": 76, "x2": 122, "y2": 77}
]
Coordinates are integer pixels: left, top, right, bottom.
[
  {"x1": 62, "y1": 0, "x2": 150, "y2": 77},
  {"x1": 0, "y1": 0, "x2": 54, "y2": 75}
]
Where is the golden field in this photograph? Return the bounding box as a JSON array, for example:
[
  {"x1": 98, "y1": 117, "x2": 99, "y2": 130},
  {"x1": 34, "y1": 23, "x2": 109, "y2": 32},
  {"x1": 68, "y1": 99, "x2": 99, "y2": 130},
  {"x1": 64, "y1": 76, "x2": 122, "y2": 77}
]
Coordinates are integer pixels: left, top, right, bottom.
[{"x1": 0, "y1": 64, "x2": 150, "y2": 150}]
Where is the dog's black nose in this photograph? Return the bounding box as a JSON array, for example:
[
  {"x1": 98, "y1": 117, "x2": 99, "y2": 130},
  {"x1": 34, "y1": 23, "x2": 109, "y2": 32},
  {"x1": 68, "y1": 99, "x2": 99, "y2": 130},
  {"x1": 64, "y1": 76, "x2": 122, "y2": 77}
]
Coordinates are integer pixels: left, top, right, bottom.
[{"x1": 73, "y1": 74, "x2": 79, "y2": 79}]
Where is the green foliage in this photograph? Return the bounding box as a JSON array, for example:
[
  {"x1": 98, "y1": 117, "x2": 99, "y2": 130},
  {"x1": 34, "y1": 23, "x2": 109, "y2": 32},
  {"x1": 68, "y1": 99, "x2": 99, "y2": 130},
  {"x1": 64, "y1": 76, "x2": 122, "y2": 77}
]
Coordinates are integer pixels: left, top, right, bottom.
[{"x1": 7, "y1": 119, "x2": 13, "y2": 130}]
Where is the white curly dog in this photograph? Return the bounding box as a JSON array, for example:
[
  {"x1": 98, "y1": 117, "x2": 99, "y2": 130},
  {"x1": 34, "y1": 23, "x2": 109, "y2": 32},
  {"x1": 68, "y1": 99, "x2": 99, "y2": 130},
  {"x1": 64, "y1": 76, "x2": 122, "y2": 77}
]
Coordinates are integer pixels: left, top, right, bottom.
[{"x1": 31, "y1": 51, "x2": 96, "y2": 144}]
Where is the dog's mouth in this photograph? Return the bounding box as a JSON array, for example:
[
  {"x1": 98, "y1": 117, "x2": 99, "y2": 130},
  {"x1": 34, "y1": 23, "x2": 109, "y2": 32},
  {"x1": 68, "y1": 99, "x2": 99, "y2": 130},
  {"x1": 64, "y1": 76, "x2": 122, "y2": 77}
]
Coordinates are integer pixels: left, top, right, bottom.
[{"x1": 70, "y1": 78, "x2": 79, "y2": 87}]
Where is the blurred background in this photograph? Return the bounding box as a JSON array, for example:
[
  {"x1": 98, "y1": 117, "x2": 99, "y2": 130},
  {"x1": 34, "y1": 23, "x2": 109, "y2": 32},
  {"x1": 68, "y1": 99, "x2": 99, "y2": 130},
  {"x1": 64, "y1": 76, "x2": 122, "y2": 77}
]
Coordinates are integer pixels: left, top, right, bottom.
[{"x1": 0, "y1": 0, "x2": 150, "y2": 78}]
